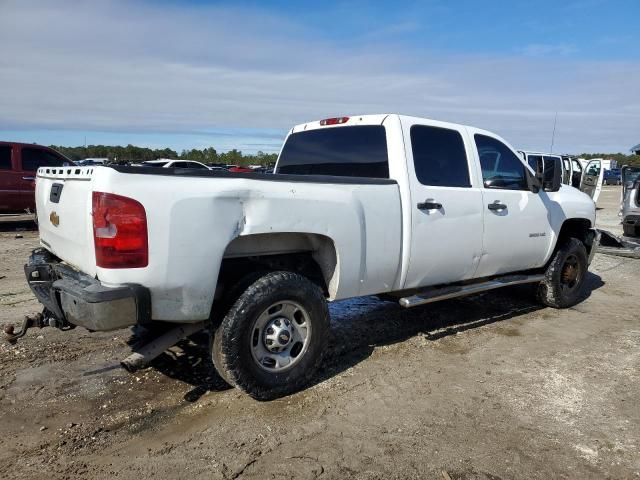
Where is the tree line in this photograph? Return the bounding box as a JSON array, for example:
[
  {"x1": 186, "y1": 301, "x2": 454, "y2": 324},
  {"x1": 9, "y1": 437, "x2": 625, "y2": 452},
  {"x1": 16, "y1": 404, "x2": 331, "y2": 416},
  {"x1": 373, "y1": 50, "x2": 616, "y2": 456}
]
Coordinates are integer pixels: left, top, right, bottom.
[
  {"x1": 49, "y1": 144, "x2": 279, "y2": 166},
  {"x1": 49, "y1": 143, "x2": 640, "y2": 167}
]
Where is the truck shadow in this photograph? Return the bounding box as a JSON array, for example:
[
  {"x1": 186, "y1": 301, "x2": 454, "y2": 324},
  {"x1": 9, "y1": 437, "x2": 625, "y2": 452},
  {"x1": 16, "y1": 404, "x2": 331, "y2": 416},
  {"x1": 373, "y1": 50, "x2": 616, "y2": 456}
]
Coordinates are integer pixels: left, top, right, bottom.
[
  {"x1": 0, "y1": 218, "x2": 37, "y2": 232},
  {"x1": 314, "y1": 271, "x2": 604, "y2": 389},
  {"x1": 148, "y1": 272, "x2": 603, "y2": 402}
]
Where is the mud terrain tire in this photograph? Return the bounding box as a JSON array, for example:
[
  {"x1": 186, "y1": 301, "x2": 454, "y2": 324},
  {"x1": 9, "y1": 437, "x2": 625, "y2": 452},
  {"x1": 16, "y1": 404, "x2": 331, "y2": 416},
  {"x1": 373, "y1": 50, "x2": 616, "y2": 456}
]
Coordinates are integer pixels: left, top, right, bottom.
[
  {"x1": 212, "y1": 271, "x2": 329, "y2": 400},
  {"x1": 537, "y1": 237, "x2": 588, "y2": 308}
]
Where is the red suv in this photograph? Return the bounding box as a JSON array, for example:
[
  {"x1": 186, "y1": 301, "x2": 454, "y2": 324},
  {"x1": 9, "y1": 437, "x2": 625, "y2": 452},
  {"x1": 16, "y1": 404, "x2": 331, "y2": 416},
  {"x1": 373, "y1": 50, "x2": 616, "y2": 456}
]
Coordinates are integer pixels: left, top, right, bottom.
[{"x1": 0, "y1": 142, "x2": 74, "y2": 214}]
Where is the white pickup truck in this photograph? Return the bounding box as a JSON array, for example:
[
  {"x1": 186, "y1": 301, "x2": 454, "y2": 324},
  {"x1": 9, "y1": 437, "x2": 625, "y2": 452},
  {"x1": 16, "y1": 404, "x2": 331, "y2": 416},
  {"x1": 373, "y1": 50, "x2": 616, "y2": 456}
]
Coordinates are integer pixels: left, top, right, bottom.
[{"x1": 20, "y1": 114, "x2": 599, "y2": 400}]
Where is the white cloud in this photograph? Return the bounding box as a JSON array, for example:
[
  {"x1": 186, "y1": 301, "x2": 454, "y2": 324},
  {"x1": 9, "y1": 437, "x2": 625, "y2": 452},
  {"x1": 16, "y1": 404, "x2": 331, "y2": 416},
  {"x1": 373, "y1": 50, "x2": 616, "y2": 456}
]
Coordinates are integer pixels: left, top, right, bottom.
[
  {"x1": 519, "y1": 43, "x2": 578, "y2": 57},
  {"x1": 0, "y1": 0, "x2": 638, "y2": 153}
]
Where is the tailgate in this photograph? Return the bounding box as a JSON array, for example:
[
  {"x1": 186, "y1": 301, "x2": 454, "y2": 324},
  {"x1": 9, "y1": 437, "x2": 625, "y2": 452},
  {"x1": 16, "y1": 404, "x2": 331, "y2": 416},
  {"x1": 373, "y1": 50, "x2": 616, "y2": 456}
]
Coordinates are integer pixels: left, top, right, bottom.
[{"x1": 35, "y1": 166, "x2": 96, "y2": 276}]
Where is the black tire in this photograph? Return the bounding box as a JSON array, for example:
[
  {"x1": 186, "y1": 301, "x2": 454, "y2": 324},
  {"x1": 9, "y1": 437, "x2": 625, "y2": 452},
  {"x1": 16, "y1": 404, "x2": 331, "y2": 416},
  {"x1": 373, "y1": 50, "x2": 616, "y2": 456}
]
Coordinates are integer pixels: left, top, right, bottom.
[
  {"x1": 537, "y1": 237, "x2": 588, "y2": 308},
  {"x1": 210, "y1": 271, "x2": 267, "y2": 387},
  {"x1": 212, "y1": 271, "x2": 329, "y2": 400}
]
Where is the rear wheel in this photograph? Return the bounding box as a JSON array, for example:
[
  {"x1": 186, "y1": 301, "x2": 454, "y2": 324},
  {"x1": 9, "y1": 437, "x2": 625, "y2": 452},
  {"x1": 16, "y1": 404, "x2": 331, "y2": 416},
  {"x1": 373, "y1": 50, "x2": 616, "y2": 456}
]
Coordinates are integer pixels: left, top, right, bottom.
[
  {"x1": 212, "y1": 271, "x2": 329, "y2": 400},
  {"x1": 537, "y1": 237, "x2": 588, "y2": 308}
]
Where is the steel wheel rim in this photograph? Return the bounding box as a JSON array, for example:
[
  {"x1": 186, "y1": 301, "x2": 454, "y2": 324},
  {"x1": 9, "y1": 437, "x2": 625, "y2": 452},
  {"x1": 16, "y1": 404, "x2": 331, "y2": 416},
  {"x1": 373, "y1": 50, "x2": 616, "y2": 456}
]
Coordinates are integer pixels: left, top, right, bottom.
[
  {"x1": 560, "y1": 254, "x2": 582, "y2": 294},
  {"x1": 250, "y1": 301, "x2": 312, "y2": 373}
]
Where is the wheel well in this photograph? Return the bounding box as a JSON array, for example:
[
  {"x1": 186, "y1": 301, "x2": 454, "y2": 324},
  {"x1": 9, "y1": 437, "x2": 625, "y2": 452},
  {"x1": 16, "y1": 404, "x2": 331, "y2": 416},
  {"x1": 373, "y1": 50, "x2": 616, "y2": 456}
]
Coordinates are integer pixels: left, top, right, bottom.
[
  {"x1": 555, "y1": 218, "x2": 594, "y2": 254},
  {"x1": 214, "y1": 233, "x2": 338, "y2": 306}
]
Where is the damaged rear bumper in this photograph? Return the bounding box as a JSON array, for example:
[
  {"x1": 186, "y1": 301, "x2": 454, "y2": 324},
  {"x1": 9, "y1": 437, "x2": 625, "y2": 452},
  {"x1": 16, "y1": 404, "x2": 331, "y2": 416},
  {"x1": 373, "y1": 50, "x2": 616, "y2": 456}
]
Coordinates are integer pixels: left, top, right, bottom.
[{"x1": 24, "y1": 249, "x2": 150, "y2": 331}]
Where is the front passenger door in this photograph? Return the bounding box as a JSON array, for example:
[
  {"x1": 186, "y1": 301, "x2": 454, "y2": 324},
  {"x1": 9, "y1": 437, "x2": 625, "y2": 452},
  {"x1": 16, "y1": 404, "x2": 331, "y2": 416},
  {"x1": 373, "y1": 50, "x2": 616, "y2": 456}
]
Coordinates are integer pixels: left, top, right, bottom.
[{"x1": 473, "y1": 134, "x2": 552, "y2": 278}]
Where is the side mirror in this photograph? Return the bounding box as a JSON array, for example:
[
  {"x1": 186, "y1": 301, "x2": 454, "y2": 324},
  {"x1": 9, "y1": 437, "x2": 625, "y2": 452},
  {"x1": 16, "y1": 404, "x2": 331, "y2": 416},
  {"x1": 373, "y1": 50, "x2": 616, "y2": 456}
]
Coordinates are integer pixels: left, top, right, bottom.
[{"x1": 535, "y1": 156, "x2": 562, "y2": 192}]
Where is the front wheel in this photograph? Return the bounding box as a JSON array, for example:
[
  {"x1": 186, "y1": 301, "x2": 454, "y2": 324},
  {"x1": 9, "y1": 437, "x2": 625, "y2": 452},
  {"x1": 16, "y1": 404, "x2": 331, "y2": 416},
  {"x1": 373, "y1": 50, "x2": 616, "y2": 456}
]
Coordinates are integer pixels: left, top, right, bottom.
[
  {"x1": 537, "y1": 237, "x2": 588, "y2": 308},
  {"x1": 212, "y1": 271, "x2": 329, "y2": 400}
]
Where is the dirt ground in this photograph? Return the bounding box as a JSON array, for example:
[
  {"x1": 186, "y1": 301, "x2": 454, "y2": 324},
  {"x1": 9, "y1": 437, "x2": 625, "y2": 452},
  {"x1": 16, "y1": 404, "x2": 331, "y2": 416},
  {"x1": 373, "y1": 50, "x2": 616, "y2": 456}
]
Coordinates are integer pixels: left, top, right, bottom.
[{"x1": 0, "y1": 188, "x2": 638, "y2": 480}]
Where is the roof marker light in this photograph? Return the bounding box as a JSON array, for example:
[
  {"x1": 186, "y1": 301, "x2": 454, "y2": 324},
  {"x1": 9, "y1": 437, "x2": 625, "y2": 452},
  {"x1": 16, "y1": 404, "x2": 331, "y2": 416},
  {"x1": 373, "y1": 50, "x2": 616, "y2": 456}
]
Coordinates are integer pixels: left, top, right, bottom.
[{"x1": 320, "y1": 116, "x2": 349, "y2": 126}]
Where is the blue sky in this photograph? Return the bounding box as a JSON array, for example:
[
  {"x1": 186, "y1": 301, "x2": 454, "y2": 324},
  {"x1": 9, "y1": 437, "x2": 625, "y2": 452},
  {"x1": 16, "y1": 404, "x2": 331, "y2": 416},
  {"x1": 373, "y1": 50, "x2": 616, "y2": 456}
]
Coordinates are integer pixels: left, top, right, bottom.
[{"x1": 1, "y1": 0, "x2": 639, "y2": 154}]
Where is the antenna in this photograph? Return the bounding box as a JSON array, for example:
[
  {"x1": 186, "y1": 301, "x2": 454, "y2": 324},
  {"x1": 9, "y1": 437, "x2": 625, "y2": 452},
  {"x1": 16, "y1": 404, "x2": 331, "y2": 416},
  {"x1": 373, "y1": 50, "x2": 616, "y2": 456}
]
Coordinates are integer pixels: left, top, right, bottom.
[{"x1": 550, "y1": 112, "x2": 558, "y2": 153}]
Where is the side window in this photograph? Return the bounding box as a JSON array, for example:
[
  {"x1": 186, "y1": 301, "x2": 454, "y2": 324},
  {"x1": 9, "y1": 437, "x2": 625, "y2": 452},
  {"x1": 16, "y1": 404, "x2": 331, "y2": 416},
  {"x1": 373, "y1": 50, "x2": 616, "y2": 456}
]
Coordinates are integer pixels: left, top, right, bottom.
[
  {"x1": 542, "y1": 155, "x2": 560, "y2": 179},
  {"x1": 474, "y1": 134, "x2": 528, "y2": 190},
  {"x1": 21, "y1": 148, "x2": 66, "y2": 171},
  {"x1": 572, "y1": 159, "x2": 582, "y2": 173},
  {"x1": 527, "y1": 154, "x2": 542, "y2": 172},
  {"x1": 0, "y1": 146, "x2": 11, "y2": 170},
  {"x1": 410, "y1": 125, "x2": 471, "y2": 187},
  {"x1": 586, "y1": 162, "x2": 601, "y2": 176}
]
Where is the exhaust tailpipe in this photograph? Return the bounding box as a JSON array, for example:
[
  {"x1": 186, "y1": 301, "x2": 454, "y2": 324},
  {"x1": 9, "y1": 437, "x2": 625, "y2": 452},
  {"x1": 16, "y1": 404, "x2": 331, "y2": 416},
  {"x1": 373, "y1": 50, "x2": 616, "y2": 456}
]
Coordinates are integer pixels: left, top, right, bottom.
[{"x1": 121, "y1": 322, "x2": 206, "y2": 373}]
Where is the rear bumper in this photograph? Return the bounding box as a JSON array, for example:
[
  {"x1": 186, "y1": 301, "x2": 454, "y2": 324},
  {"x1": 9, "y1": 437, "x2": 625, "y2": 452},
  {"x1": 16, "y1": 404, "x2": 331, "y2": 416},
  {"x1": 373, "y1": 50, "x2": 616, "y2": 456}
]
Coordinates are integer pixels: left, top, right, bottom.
[{"x1": 25, "y1": 249, "x2": 150, "y2": 331}]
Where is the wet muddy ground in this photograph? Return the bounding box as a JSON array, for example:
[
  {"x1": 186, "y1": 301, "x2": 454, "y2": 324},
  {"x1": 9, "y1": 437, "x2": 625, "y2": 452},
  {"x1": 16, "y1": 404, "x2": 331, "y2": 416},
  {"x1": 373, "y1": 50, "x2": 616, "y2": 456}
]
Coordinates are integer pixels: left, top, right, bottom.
[{"x1": 0, "y1": 187, "x2": 638, "y2": 479}]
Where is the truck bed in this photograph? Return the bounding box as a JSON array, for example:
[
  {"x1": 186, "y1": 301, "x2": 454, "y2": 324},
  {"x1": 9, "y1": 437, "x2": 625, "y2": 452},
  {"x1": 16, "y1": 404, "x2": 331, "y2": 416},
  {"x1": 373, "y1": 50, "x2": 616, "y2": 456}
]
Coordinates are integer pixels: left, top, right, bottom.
[{"x1": 35, "y1": 165, "x2": 403, "y2": 322}]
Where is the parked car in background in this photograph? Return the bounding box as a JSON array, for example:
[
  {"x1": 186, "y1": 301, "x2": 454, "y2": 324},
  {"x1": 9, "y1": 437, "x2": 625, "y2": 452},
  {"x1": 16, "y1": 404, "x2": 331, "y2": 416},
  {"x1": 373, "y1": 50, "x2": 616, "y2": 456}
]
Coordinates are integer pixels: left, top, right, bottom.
[
  {"x1": 0, "y1": 141, "x2": 74, "y2": 214},
  {"x1": 207, "y1": 163, "x2": 230, "y2": 171},
  {"x1": 621, "y1": 165, "x2": 640, "y2": 237},
  {"x1": 137, "y1": 159, "x2": 210, "y2": 169},
  {"x1": 519, "y1": 151, "x2": 604, "y2": 202},
  {"x1": 228, "y1": 165, "x2": 254, "y2": 173},
  {"x1": 604, "y1": 168, "x2": 622, "y2": 185},
  {"x1": 77, "y1": 159, "x2": 101, "y2": 166},
  {"x1": 78, "y1": 158, "x2": 108, "y2": 165}
]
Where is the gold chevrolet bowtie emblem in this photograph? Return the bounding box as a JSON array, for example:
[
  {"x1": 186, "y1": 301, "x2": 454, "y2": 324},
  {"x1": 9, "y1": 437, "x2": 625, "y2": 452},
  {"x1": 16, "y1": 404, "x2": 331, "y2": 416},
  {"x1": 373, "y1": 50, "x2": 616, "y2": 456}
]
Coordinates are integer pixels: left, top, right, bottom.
[{"x1": 50, "y1": 211, "x2": 60, "y2": 227}]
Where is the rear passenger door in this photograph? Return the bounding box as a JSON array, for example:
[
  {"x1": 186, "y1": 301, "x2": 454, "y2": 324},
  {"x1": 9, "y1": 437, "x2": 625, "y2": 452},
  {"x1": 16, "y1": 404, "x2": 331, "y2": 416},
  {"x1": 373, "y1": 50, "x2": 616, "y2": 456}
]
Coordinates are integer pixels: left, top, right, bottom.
[
  {"x1": 401, "y1": 119, "x2": 484, "y2": 289},
  {"x1": 472, "y1": 133, "x2": 552, "y2": 277}
]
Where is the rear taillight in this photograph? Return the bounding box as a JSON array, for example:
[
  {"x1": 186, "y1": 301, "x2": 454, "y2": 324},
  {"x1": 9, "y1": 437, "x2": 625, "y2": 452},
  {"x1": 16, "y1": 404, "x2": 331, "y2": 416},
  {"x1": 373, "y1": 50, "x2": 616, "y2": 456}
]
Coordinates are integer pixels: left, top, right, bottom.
[
  {"x1": 320, "y1": 116, "x2": 349, "y2": 126},
  {"x1": 92, "y1": 192, "x2": 148, "y2": 268}
]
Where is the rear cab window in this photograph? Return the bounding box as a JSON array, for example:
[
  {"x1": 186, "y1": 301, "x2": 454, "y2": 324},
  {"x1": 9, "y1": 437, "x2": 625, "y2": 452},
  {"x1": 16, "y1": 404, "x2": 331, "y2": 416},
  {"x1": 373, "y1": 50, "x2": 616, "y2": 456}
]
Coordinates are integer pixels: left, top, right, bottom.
[{"x1": 276, "y1": 126, "x2": 389, "y2": 178}]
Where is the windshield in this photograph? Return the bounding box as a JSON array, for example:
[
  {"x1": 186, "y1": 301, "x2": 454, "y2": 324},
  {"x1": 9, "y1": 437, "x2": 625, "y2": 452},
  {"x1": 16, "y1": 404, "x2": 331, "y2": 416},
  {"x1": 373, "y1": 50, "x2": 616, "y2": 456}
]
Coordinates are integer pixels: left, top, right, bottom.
[{"x1": 277, "y1": 126, "x2": 389, "y2": 178}]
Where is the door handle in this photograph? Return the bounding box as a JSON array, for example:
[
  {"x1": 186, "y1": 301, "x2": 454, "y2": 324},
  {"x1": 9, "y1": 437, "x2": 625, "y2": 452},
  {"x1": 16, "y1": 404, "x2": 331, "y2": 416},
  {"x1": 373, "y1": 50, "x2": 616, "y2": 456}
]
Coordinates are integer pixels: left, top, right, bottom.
[
  {"x1": 22, "y1": 176, "x2": 35, "y2": 181},
  {"x1": 417, "y1": 200, "x2": 443, "y2": 211},
  {"x1": 487, "y1": 201, "x2": 507, "y2": 211}
]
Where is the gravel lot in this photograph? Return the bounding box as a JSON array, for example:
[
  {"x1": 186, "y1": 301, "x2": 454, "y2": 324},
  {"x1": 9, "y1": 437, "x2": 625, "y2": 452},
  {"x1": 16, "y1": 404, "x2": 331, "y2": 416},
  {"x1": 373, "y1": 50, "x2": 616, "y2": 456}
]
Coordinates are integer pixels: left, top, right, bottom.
[{"x1": 0, "y1": 187, "x2": 638, "y2": 480}]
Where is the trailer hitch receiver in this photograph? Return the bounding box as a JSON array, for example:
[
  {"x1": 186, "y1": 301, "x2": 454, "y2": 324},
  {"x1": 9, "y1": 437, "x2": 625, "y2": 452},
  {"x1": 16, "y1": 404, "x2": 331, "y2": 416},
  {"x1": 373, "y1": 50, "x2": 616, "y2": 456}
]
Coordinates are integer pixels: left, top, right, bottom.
[
  {"x1": 4, "y1": 313, "x2": 47, "y2": 344},
  {"x1": 3, "y1": 310, "x2": 73, "y2": 344}
]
